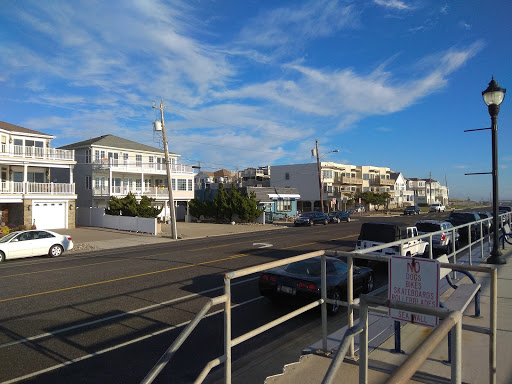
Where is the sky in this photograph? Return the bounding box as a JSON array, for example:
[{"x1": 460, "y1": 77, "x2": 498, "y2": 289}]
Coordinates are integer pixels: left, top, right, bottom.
[{"x1": 1, "y1": 0, "x2": 511, "y2": 201}]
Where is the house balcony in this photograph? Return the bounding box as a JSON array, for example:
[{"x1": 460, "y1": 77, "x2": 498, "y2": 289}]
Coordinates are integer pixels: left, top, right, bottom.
[
  {"x1": 369, "y1": 177, "x2": 394, "y2": 186},
  {"x1": 92, "y1": 160, "x2": 194, "y2": 175},
  {"x1": 333, "y1": 175, "x2": 363, "y2": 185},
  {"x1": 0, "y1": 182, "x2": 75, "y2": 195},
  {"x1": 0, "y1": 144, "x2": 75, "y2": 161},
  {"x1": 92, "y1": 186, "x2": 193, "y2": 199}
]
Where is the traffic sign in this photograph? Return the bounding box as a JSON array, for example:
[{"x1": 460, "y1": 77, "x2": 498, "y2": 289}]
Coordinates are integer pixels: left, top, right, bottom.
[{"x1": 388, "y1": 256, "x2": 440, "y2": 327}]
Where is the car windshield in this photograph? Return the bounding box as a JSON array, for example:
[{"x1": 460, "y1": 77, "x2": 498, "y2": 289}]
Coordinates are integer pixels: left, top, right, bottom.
[
  {"x1": 328, "y1": 212, "x2": 337, "y2": 217},
  {"x1": 300, "y1": 212, "x2": 315, "y2": 218},
  {"x1": 0, "y1": 232, "x2": 20, "y2": 243},
  {"x1": 285, "y1": 260, "x2": 321, "y2": 276},
  {"x1": 416, "y1": 222, "x2": 440, "y2": 232}
]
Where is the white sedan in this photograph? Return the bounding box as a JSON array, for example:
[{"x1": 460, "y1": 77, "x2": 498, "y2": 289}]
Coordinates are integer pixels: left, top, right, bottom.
[{"x1": 0, "y1": 230, "x2": 74, "y2": 262}]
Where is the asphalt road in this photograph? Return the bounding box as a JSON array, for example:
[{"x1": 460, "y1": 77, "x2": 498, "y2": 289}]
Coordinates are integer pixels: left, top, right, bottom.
[{"x1": 0, "y1": 210, "x2": 472, "y2": 384}]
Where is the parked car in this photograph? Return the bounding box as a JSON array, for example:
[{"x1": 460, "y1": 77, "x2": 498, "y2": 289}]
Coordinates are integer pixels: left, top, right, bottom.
[
  {"x1": 499, "y1": 206, "x2": 512, "y2": 225},
  {"x1": 0, "y1": 230, "x2": 73, "y2": 262},
  {"x1": 446, "y1": 212, "x2": 482, "y2": 241},
  {"x1": 476, "y1": 212, "x2": 493, "y2": 234},
  {"x1": 429, "y1": 203, "x2": 446, "y2": 212},
  {"x1": 294, "y1": 212, "x2": 329, "y2": 226},
  {"x1": 355, "y1": 222, "x2": 428, "y2": 258},
  {"x1": 355, "y1": 205, "x2": 365, "y2": 213},
  {"x1": 259, "y1": 256, "x2": 374, "y2": 315},
  {"x1": 415, "y1": 220, "x2": 460, "y2": 254},
  {"x1": 404, "y1": 205, "x2": 421, "y2": 215},
  {"x1": 328, "y1": 211, "x2": 351, "y2": 223}
]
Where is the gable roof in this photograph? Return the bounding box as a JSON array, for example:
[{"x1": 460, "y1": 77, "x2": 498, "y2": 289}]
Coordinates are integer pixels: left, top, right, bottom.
[
  {"x1": 0, "y1": 121, "x2": 55, "y2": 138},
  {"x1": 59, "y1": 134, "x2": 177, "y2": 155}
]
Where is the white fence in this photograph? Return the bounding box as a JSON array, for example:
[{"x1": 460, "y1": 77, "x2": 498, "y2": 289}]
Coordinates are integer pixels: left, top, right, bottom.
[{"x1": 76, "y1": 207, "x2": 158, "y2": 235}]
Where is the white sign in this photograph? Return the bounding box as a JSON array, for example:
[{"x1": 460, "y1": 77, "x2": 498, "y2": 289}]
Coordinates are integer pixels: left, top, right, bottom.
[{"x1": 388, "y1": 256, "x2": 440, "y2": 327}]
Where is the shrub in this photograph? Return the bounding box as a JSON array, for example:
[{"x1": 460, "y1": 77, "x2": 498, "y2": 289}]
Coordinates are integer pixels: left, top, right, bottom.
[{"x1": 0, "y1": 226, "x2": 9, "y2": 237}]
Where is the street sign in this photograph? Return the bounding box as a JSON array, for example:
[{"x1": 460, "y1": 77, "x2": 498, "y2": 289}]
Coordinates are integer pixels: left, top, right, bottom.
[{"x1": 388, "y1": 256, "x2": 440, "y2": 327}]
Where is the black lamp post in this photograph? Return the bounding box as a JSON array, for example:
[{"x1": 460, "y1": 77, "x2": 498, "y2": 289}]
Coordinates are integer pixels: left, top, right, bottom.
[{"x1": 482, "y1": 77, "x2": 506, "y2": 264}]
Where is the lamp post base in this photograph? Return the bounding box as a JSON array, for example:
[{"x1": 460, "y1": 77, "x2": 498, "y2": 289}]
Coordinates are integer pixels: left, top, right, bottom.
[{"x1": 487, "y1": 249, "x2": 507, "y2": 265}]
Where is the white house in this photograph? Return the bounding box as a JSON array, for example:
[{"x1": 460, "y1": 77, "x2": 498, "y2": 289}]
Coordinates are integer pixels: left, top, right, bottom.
[
  {"x1": 0, "y1": 121, "x2": 77, "y2": 229},
  {"x1": 58, "y1": 135, "x2": 194, "y2": 221}
]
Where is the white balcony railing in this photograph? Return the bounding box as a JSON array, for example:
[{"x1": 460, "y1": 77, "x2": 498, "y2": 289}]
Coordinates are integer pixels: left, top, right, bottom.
[
  {"x1": 0, "y1": 182, "x2": 75, "y2": 195},
  {"x1": 0, "y1": 144, "x2": 75, "y2": 161},
  {"x1": 92, "y1": 186, "x2": 193, "y2": 198},
  {"x1": 92, "y1": 159, "x2": 193, "y2": 174}
]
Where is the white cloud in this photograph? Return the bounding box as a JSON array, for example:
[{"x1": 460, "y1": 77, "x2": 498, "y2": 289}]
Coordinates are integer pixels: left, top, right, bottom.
[{"x1": 374, "y1": 0, "x2": 412, "y2": 10}]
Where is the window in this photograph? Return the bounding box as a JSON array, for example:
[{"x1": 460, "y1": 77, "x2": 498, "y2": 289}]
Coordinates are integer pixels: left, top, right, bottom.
[
  {"x1": 85, "y1": 176, "x2": 92, "y2": 190},
  {"x1": 123, "y1": 153, "x2": 129, "y2": 165},
  {"x1": 149, "y1": 156, "x2": 154, "y2": 168},
  {"x1": 94, "y1": 177, "x2": 100, "y2": 188},
  {"x1": 136, "y1": 155, "x2": 142, "y2": 167},
  {"x1": 136, "y1": 179, "x2": 142, "y2": 188},
  {"x1": 27, "y1": 172, "x2": 44, "y2": 183},
  {"x1": 13, "y1": 172, "x2": 23, "y2": 182},
  {"x1": 285, "y1": 172, "x2": 290, "y2": 180},
  {"x1": 322, "y1": 170, "x2": 333, "y2": 179},
  {"x1": 13, "y1": 139, "x2": 23, "y2": 146},
  {"x1": 188, "y1": 179, "x2": 192, "y2": 191},
  {"x1": 95, "y1": 150, "x2": 100, "y2": 162},
  {"x1": 171, "y1": 179, "x2": 176, "y2": 190},
  {"x1": 85, "y1": 149, "x2": 91, "y2": 164},
  {"x1": 363, "y1": 174, "x2": 369, "y2": 180},
  {"x1": 276, "y1": 200, "x2": 291, "y2": 212},
  {"x1": 178, "y1": 179, "x2": 187, "y2": 190},
  {"x1": 100, "y1": 150, "x2": 105, "y2": 160}
]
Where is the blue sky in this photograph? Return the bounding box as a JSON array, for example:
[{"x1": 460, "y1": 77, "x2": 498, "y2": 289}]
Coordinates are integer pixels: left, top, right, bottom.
[{"x1": 1, "y1": 0, "x2": 511, "y2": 201}]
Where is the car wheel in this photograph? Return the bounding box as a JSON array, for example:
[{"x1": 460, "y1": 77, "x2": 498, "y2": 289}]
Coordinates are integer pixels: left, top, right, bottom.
[
  {"x1": 309, "y1": 221, "x2": 314, "y2": 226},
  {"x1": 49, "y1": 245, "x2": 63, "y2": 257},
  {"x1": 347, "y1": 217, "x2": 351, "y2": 223},
  {"x1": 0, "y1": 251, "x2": 4, "y2": 263},
  {"x1": 328, "y1": 289, "x2": 342, "y2": 315},
  {"x1": 363, "y1": 273, "x2": 374, "y2": 293},
  {"x1": 324, "y1": 219, "x2": 328, "y2": 225}
]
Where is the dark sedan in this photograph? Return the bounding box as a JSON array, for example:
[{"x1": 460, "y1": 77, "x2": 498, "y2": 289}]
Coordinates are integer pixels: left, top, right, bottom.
[
  {"x1": 259, "y1": 256, "x2": 374, "y2": 315},
  {"x1": 294, "y1": 211, "x2": 329, "y2": 226},
  {"x1": 404, "y1": 205, "x2": 421, "y2": 215},
  {"x1": 328, "y1": 211, "x2": 351, "y2": 223}
]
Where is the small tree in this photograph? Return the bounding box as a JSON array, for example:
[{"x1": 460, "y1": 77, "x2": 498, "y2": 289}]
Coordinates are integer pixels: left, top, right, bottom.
[
  {"x1": 213, "y1": 183, "x2": 231, "y2": 222},
  {"x1": 105, "y1": 192, "x2": 162, "y2": 218}
]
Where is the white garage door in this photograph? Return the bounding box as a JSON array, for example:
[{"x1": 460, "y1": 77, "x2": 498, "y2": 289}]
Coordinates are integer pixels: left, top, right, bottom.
[{"x1": 32, "y1": 202, "x2": 67, "y2": 229}]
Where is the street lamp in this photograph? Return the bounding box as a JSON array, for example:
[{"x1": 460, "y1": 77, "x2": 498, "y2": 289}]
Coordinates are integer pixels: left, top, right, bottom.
[
  {"x1": 314, "y1": 139, "x2": 339, "y2": 213},
  {"x1": 482, "y1": 76, "x2": 506, "y2": 264}
]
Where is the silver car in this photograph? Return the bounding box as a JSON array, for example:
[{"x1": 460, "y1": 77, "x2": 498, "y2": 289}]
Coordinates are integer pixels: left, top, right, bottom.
[{"x1": 415, "y1": 220, "x2": 459, "y2": 254}]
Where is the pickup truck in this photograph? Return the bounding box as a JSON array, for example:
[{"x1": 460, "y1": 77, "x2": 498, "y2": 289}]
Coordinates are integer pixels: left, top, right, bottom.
[{"x1": 355, "y1": 222, "x2": 428, "y2": 258}]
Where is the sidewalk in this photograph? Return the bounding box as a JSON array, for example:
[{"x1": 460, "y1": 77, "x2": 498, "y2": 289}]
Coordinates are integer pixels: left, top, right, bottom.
[{"x1": 64, "y1": 221, "x2": 288, "y2": 253}]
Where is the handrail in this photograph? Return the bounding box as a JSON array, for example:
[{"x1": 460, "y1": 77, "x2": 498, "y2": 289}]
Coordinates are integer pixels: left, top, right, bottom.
[
  {"x1": 141, "y1": 295, "x2": 228, "y2": 384},
  {"x1": 141, "y1": 232, "x2": 500, "y2": 384}
]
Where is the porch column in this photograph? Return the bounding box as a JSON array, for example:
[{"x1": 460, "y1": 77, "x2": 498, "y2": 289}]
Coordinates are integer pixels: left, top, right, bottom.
[{"x1": 70, "y1": 165, "x2": 74, "y2": 184}]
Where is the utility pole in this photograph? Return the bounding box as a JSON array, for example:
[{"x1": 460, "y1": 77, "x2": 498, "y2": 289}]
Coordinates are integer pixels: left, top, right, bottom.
[
  {"x1": 154, "y1": 100, "x2": 177, "y2": 240},
  {"x1": 429, "y1": 172, "x2": 432, "y2": 203},
  {"x1": 315, "y1": 139, "x2": 324, "y2": 213}
]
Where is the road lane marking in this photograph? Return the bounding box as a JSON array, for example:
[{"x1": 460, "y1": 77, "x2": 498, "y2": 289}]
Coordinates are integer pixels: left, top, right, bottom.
[
  {"x1": 0, "y1": 295, "x2": 265, "y2": 384},
  {"x1": 0, "y1": 253, "x2": 250, "y2": 303},
  {"x1": 0, "y1": 233, "x2": 359, "y2": 302},
  {"x1": 0, "y1": 277, "x2": 258, "y2": 349}
]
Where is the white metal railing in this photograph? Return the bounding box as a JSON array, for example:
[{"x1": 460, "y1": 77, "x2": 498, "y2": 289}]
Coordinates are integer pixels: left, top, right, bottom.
[
  {"x1": 92, "y1": 186, "x2": 190, "y2": 198},
  {"x1": 140, "y1": 212, "x2": 507, "y2": 384},
  {"x1": 3, "y1": 145, "x2": 75, "y2": 161},
  {"x1": 0, "y1": 182, "x2": 75, "y2": 194},
  {"x1": 92, "y1": 159, "x2": 193, "y2": 174}
]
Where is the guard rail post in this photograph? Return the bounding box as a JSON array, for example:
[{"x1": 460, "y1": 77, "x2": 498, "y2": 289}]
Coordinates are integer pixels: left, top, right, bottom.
[
  {"x1": 347, "y1": 253, "x2": 355, "y2": 358},
  {"x1": 224, "y1": 275, "x2": 232, "y2": 384},
  {"x1": 321, "y1": 254, "x2": 328, "y2": 352}
]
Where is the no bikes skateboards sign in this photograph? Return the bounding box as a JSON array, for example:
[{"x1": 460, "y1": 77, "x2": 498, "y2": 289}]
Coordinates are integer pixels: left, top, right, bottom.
[{"x1": 388, "y1": 256, "x2": 440, "y2": 327}]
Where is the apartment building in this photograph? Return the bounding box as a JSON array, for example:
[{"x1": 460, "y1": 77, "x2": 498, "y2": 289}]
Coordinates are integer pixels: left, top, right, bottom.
[
  {"x1": 58, "y1": 135, "x2": 194, "y2": 221},
  {"x1": 407, "y1": 178, "x2": 449, "y2": 206},
  {"x1": 239, "y1": 166, "x2": 271, "y2": 187},
  {"x1": 271, "y1": 162, "x2": 394, "y2": 212},
  {"x1": 0, "y1": 121, "x2": 76, "y2": 229}
]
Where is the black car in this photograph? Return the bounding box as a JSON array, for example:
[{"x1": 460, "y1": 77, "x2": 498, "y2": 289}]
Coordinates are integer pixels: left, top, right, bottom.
[
  {"x1": 446, "y1": 212, "x2": 482, "y2": 240},
  {"x1": 476, "y1": 212, "x2": 493, "y2": 234},
  {"x1": 328, "y1": 211, "x2": 351, "y2": 223},
  {"x1": 294, "y1": 212, "x2": 329, "y2": 226},
  {"x1": 404, "y1": 205, "x2": 421, "y2": 215},
  {"x1": 259, "y1": 256, "x2": 374, "y2": 315}
]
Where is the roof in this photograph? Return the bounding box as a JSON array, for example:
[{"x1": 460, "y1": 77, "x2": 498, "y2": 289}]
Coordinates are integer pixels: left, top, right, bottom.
[
  {"x1": 0, "y1": 121, "x2": 55, "y2": 138},
  {"x1": 213, "y1": 169, "x2": 234, "y2": 177},
  {"x1": 58, "y1": 134, "x2": 176, "y2": 155}
]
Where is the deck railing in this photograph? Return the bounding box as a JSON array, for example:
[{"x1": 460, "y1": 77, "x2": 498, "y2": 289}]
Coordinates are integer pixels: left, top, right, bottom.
[
  {"x1": 0, "y1": 145, "x2": 75, "y2": 161},
  {"x1": 0, "y1": 182, "x2": 75, "y2": 194}
]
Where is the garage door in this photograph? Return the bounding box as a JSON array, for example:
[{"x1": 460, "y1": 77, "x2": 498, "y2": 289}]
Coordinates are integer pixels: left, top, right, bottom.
[{"x1": 32, "y1": 202, "x2": 67, "y2": 229}]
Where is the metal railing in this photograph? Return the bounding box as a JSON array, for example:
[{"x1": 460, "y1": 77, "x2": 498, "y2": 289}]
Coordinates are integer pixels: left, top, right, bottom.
[{"x1": 141, "y1": 213, "x2": 505, "y2": 384}]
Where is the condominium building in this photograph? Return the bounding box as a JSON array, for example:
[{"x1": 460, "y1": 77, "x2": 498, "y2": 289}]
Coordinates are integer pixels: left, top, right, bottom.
[{"x1": 58, "y1": 135, "x2": 194, "y2": 221}]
